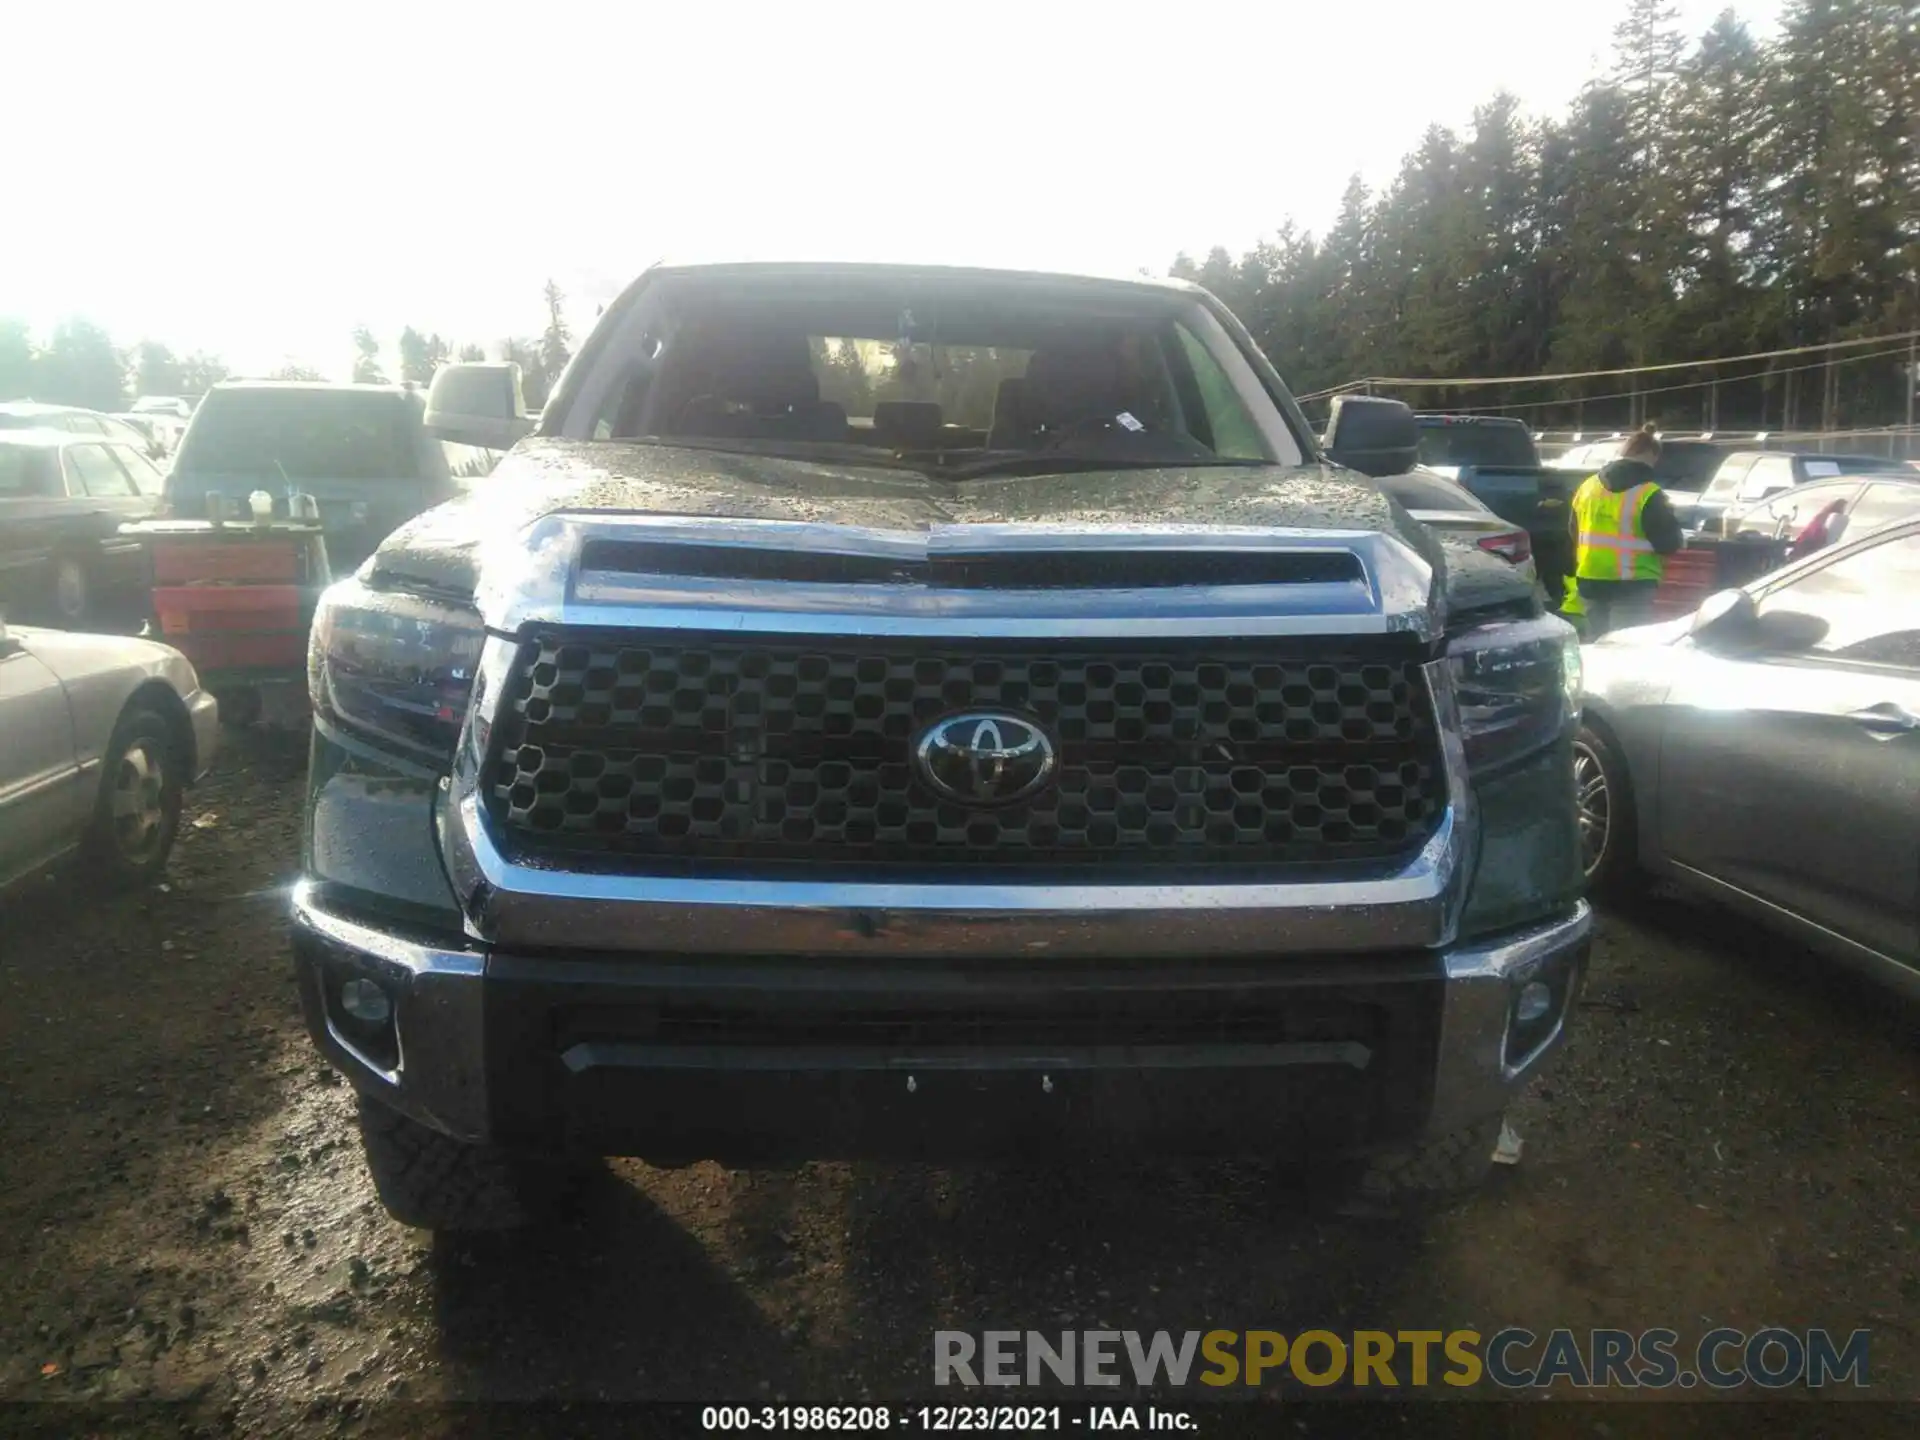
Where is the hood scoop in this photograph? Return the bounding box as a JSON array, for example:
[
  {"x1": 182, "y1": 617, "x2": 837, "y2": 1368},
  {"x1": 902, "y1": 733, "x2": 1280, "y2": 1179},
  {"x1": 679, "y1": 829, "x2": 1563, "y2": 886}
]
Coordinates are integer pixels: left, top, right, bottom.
[
  {"x1": 579, "y1": 538, "x2": 915, "y2": 586},
  {"x1": 578, "y1": 536, "x2": 1362, "y2": 590},
  {"x1": 477, "y1": 514, "x2": 1438, "y2": 642}
]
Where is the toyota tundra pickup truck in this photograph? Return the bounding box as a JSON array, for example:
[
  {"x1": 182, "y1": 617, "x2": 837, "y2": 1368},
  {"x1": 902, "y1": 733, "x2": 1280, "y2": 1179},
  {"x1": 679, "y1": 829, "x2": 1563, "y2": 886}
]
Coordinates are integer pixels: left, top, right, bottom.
[{"x1": 292, "y1": 262, "x2": 1590, "y2": 1231}]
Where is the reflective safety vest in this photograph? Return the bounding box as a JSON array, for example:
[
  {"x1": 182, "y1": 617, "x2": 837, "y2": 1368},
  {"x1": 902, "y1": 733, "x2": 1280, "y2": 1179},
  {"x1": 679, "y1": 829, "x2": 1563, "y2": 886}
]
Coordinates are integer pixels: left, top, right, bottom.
[
  {"x1": 1562, "y1": 574, "x2": 1585, "y2": 616},
  {"x1": 1573, "y1": 476, "x2": 1664, "y2": 582}
]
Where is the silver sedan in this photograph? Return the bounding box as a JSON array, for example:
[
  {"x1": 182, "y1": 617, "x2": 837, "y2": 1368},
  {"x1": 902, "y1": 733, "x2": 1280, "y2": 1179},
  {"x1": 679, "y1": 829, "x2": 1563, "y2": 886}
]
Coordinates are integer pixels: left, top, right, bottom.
[
  {"x1": 1576, "y1": 517, "x2": 1920, "y2": 997},
  {"x1": 0, "y1": 619, "x2": 219, "y2": 892}
]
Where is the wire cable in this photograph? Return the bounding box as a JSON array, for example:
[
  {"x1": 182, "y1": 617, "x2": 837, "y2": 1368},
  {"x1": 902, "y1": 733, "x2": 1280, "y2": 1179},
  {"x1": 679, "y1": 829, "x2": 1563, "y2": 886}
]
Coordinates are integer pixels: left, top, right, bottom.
[
  {"x1": 1362, "y1": 344, "x2": 1920, "y2": 416},
  {"x1": 1294, "y1": 328, "x2": 1920, "y2": 402}
]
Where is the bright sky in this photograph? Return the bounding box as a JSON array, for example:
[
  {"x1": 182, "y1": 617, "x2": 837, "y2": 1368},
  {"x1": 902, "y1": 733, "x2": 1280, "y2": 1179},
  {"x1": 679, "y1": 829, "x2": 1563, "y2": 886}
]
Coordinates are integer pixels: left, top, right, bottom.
[{"x1": 5, "y1": 0, "x2": 1784, "y2": 379}]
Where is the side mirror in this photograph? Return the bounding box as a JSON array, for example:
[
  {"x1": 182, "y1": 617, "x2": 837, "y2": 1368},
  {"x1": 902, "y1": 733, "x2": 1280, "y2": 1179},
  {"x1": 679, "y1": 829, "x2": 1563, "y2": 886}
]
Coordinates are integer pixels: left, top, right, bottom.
[
  {"x1": 1690, "y1": 587, "x2": 1829, "y2": 654},
  {"x1": 1323, "y1": 396, "x2": 1419, "y2": 478},
  {"x1": 424, "y1": 362, "x2": 536, "y2": 450},
  {"x1": 1689, "y1": 588, "x2": 1757, "y2": 646}
]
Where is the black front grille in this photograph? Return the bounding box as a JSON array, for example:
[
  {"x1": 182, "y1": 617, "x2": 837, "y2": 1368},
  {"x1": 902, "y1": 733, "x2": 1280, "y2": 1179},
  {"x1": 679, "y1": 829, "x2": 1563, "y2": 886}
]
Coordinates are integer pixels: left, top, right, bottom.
[{"x1": 488, "y1": 633, "x2": 1445, "y2": 874}]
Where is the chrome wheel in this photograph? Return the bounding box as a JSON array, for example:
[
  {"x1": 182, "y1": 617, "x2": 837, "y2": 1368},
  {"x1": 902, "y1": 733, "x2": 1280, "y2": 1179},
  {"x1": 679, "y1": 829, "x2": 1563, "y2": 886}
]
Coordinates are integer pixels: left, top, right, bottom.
[
  {"x1": 54, "y1": 560, "x2": 89, "y2": 623},
  {"x1": 109, "y1": 739, "x2": 171, "y2": 865},
  {"x1": 1572, "y1": 738, "x2": 1610, "y2": 878}
]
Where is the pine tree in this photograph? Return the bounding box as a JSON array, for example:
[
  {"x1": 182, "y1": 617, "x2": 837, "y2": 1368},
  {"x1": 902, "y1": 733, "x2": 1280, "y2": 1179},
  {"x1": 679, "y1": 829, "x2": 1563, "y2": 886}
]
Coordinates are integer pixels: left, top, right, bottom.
[
  {"x1": 132, "y1": 341, "x2": 184, "y2": 398},
  {"x1": 499, "y1": 337, "x2": 545, "y2": 407},
  {"x1": 539, "y1": 281, "x2": 572, "y2": 387},
  {"x1": 1668, "y1": 8, "x2": 1775, "y2": 417},
  {"x1": 396, "y1": 329, "x2": 450, "y2": 386},
  {"x1": 398, "y1": 327, "x2": 432, "y2": 386},
  {"x1": 37, "y1": 319, "x2": 125, "y2": 411},
  {"x1": 0, "y1": 319, "x2": 33, "y2": 399},
  {"x1": 178, "y1": 352, "x2": 229, "y2": 396},
  {"x1": 1459, "y1": 94, "x2": 1539, "y2": 379},
  {"x1": 1612, "y1": 0, "x2": 1686, "y2": 173},
  {"x1": 351, "y1": 326, "x2": 386, "y2": 385}
]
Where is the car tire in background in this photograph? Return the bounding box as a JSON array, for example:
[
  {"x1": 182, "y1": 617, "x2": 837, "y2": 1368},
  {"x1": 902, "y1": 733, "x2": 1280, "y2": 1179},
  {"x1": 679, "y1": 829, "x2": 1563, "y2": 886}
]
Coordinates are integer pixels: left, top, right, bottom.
[
  {"x1": 215, "y1": 686, "x2": 263, "y2": 729},
  {"x1": 51, "y1": 555, "x2": 93, "y2": 628},
  {"x1": 355, "y1": 1096, "x2": 596, "y2": 1233},
  {"x1": 84, "y1": 702, "x2": 185, "y2": 887},
  {"x1": 1573, "y1": 723, "x2": 1638, "y2": 895}
]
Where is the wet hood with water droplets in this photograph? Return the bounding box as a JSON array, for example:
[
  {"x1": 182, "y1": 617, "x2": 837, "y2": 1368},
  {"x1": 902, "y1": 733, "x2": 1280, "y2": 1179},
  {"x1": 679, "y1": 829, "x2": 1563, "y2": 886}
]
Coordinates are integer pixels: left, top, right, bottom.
[{"x1": 367, "y1": 438, "x2": 1526, "y2": 621}]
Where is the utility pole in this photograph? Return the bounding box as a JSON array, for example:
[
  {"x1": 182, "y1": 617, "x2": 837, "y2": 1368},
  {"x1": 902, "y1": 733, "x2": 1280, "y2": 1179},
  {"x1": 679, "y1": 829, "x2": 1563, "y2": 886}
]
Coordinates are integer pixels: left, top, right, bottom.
[{"x1": 1907, "y1": 332, "x2": 1915, "y2": 432}]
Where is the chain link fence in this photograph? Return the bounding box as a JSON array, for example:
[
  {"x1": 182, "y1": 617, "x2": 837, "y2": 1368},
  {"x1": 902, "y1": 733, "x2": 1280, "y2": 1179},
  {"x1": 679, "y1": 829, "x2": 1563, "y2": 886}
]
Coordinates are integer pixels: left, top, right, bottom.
[{"x1": 1534, "y1": 427, "x2": 1920, "y2": 463}]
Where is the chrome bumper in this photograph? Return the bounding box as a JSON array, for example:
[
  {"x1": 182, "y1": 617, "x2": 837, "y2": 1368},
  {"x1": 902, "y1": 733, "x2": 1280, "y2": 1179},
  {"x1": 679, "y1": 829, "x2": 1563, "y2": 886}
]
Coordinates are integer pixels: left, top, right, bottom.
[
  {"x1": 290, "y1": 881, "x2": 1590, "y2": 1150},
  {"x1": 1428, "y1": 900, "x2": 1592, "y2": 1135}
]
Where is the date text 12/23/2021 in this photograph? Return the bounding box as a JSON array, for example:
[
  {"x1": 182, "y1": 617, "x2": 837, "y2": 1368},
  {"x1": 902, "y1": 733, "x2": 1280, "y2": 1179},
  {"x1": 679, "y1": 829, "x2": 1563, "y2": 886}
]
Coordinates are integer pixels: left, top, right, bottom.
[{"x1": 702, "y1": 1407, "x2": 1192, "y2": 1432}]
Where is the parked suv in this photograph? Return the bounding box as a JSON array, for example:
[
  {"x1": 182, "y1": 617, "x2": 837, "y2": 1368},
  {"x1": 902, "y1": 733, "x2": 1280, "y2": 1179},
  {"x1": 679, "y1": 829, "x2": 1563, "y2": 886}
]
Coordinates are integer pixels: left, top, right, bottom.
[
  {"x1": 1413, "y1": 414, "x2": 1571, "y2": 610},
  {"x1": 163, "y1": 382, "x2": 460, "y2": 574},
  {"x1": 292, "y1": 262, "x2": 1590, "y2": 1231}
]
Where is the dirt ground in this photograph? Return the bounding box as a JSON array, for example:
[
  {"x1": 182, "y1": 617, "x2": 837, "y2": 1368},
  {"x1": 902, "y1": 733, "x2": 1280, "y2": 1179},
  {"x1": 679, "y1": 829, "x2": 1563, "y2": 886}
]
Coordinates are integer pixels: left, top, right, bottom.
[{"x1": 1, "y1": 729, "x2": 1915, "y2": 1436}]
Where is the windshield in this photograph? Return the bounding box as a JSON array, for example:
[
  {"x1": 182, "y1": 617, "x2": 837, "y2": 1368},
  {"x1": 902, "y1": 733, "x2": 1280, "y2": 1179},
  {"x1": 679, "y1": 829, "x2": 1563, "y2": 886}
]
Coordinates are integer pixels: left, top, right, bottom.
[
  {"x1": 173, "y1": 389, "x2": 421, "y2": 481},
  {"x1": 1653, "y1": 442, "x2": 1726, "y2": 487},
  {"x1": 1415, "y1": 422, "x2": 1539, "y2": 469},
  {"x1": 1388, "y1": 469, "x2": 1489, "y2": 513},
  {"x1": 566, "y1": 273, "x2": 1299, "y2": 475},
  {"x1": 0, "y1": 444, "x2": 55, "y2": 497},
  {"x1": 1824, "y1": 455, "x2": 1910, "y2": 475}
]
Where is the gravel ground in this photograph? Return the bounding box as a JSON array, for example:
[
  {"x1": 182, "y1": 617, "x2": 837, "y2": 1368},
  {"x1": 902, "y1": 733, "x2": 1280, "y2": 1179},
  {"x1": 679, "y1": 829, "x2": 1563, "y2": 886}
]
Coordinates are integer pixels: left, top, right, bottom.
[{"x1": 1, "y1": 730, "x2": 1915, "y2": 1436}]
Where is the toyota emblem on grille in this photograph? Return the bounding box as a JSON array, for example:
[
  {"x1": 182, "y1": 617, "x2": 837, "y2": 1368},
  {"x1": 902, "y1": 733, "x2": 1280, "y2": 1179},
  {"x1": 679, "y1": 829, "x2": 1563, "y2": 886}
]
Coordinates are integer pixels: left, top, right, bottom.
[{"x1": 915, "y1": 713, "x2": 1057, "y2": 806}]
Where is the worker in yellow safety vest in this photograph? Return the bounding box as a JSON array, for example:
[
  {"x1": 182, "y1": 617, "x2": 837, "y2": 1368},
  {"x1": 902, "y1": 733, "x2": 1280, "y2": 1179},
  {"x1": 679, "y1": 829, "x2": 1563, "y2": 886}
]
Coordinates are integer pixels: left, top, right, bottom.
[
  {"x1": 1567, "y1": 423, "x2": 1684, "y2": 637},
  {"x1": 1560, "y1": 574, "x2": 1585, "y2": 634}
]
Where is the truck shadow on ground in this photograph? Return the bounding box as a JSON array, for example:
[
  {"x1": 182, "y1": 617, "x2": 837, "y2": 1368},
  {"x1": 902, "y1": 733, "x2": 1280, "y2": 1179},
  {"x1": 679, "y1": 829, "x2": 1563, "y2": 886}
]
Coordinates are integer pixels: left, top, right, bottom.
[
  {"x1": 423, "y1": 1154, "x2": 1439, "y2": 1401},
  {"x1": 426, "y1": 1168, "x2": 801, "y2": 1400}
]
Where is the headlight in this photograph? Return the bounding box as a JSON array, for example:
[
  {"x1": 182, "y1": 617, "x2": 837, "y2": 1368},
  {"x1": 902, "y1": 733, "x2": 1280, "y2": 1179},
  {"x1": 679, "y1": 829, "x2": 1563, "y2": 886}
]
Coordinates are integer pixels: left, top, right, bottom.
[
  {"x1": 308, "y1": 577, "x2": 485, "y2": 765},
  {"x1": 1445, "y1": 613, "x2": 1581, "y2": 771}
]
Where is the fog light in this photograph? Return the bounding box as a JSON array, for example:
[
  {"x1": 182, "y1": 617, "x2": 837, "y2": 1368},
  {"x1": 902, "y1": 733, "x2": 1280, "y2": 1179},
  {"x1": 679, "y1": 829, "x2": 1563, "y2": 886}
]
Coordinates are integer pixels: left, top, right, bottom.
[
  {"x1": 339, "y1": 978, "x2": 392, "y2": 1025},
  {"x1": 1515, "y1": 981, "x2": 1552, "y2": 1025}
]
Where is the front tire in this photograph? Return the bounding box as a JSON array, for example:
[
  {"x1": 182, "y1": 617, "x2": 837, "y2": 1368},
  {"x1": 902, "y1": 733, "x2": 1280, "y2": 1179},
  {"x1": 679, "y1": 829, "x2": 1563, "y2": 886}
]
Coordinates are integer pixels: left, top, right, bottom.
[
  {"x1": 1572, "y1": 723, "x2": 1638, "y2": 895},
  {"x1": 355, "y1": 1096, "x2": 592, "y2": 1233},
  {"x1": 1350, "y1": 1115, "x2": 1505, "y2": 1209},
  {"x1": 84, "y1": 704, "x2": 184, "y2": 886}
]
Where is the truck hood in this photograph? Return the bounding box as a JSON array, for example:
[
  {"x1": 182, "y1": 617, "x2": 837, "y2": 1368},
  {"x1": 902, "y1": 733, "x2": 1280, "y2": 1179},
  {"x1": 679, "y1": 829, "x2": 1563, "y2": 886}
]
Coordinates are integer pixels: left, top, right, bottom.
[{"x1": 365, "y1": 438, "x2": 1529, "y2": 624}]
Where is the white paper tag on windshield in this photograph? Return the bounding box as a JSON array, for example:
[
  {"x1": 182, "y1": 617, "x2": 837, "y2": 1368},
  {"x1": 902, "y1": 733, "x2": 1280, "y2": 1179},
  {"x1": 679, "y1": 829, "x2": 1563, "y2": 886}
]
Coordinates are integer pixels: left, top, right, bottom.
[{"x1": 1115, "y1": 411, "x2": 1145, "y2": 432}]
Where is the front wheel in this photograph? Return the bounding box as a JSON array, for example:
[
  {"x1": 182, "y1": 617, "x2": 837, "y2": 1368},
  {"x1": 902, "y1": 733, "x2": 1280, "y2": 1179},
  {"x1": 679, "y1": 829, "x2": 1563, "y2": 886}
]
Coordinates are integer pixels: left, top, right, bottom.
[
  {"x1": 85, "y1": 704, "x2": 185, "y2": 885},
  {"x1": 356, "y1": 1096, "x2": 595, "y2": 1233},
  {"x1": 1572, "y1": 724, "x2": 1638, "y2": 894},
  {"x1": 1349, "y1": 1115, "x2": 1506, "y2": 1209}
]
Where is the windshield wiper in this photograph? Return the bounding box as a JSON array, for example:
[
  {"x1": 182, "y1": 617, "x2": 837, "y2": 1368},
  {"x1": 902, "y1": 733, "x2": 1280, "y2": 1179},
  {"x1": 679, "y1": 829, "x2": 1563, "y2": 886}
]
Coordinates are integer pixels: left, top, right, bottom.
[
  {"x1": 614, "y1": 434, "x2": 928, "y2": 474},
  {"x1": 935, "y1": 451, "x2": 1270, "y2": 481}
]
